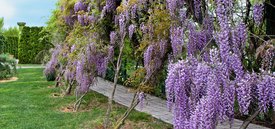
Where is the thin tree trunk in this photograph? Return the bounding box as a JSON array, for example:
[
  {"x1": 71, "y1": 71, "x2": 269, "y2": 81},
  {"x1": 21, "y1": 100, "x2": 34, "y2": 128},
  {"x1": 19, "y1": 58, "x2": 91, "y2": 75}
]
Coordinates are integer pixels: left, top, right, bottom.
[
  {"x1": 104, "y1": 41, "x2": 125, "y2": 129},
  {"x1": 239, "y1": 109, "x2": 260, "y2": 129},
  {"x1": 65, "y1": 82, "x2": 73, "y2": 95},
  {"x1": 73, "y1": 91, "x2": 88, "y2": 111},
  {"x1": 114, "y1": 93, "x2": 139, "y2": 129}
]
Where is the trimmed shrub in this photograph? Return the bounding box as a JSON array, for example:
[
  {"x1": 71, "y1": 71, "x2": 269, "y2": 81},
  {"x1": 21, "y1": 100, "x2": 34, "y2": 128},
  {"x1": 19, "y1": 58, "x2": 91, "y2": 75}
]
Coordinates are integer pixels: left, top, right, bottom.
[{"x1": 0, "y1": 53, "x2": 17, "y2": 79}]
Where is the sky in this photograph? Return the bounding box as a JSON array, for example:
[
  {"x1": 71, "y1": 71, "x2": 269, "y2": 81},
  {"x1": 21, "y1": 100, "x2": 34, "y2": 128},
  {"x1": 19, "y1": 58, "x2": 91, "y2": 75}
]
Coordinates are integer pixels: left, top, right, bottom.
[{"x1": 0, "y1": 0, "x2": 58, "y2": 28}]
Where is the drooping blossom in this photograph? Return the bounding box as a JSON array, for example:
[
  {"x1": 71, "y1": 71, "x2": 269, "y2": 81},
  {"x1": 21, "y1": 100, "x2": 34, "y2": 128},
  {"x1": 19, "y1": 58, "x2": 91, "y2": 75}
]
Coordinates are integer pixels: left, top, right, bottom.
[
  {"x1": 166, "y1": 0, "x2": 177, "y2": 17},
  {"x1": 253, "y1": 3, "x2": 264, "y2": 26},
  {"x1": 131, "y1": 4, "x2": 137, "y2": 19},
  {"x1": 179, "y1": 8, "x2": 187, "y2": 23},
  {"x1": 232, "y1": 22, "x2": 247, "y2": 57},
  {"x1": 220, "y1": 82, "x2": 235, "y2": 125},
  {"x1": 228, "y1": 53, "x2": 244, "y2": 79},
  {"x1": 236, "y1": 73, "x2": 252, "y2": 114},
  {"x1": 105, "y1": 0, "x2": 116, "y2": 12},
  {"x1": 119, "y1": 13, "x2": 126, "y2": 38},
  {"x1": 64, "y1": 15, "x2": 75, "y2": 26},
  {"x1": 217, "y1": 27, "x2": 231, "y2": 62},
  {"x1": 193, "y1": 63, "x2": 211, "y2": 103},
  {"x1": 257, "y1": 74, "x2": 275, "y2": 113},
  {"x1": 128, "y1": 24, "x2": 136, "y2": 39},
  {"x1": 170, "y1": 26, "x2": 184, "y2": 57},
  {"x1": 194, "y1": 0, "x2": 201, "y2": 19},
  {"x1": 187, "y1": 23, "x2": 198, "y2": 56},
  {"x1": 74, "y1": 1, "x2": 87, "y2": 12},
  {"x1": 44, "y1": 45, "x2": 61, "y2": 78},
  {"x1": 77, "y1": 15, "x2": 85, "y2": 26},
  {"x1": 144, "y1": 45, "x2": 154, "y2": 77},
  {"x1": 159, "y1": 39, "x2": 168, "y2": 58},
  {"x1": 110, "y1": 31, "x2": 117, "y2": 45}
]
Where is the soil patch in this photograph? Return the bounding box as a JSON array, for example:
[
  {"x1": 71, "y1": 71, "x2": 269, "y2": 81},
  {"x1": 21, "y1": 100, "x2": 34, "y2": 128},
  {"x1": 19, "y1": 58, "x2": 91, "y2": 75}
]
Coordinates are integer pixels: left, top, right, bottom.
[
  {"x1": 51, "y1": 93, "x2": 63, "y2": 98},
  {"x1": 60, "y1": 105, "x2": 75, "y2": 113},
  {"x1": 47, "y1": 85, "x2": 55, "y2": 88},
  {"x1": 0, "y1": 77, "x2": 18, "y2": 83}
]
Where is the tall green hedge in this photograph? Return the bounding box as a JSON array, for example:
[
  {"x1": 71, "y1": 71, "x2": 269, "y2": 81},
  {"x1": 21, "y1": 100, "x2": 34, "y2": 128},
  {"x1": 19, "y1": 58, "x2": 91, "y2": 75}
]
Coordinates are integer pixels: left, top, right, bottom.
[
  {"x1": 0, "y1": 34, "x2": 5, "y2": 54},
  {"x1": 3, "y1": 36, "x2": 18, "y2": 59},
  {"x1": 18, "y1": 26, "x2": 47, "y2": 64},
  {"x1": 1, "y1": 26, "x2": 51, "y2": 64},
  {"x1": 0, "y1": 35, "x2": 18, "y2": 59}
]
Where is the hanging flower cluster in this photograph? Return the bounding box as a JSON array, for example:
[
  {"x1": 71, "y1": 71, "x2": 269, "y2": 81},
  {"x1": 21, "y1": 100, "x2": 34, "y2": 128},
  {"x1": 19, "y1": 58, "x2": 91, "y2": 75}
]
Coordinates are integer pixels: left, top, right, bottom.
[
  {"x1": 144, "y1": 39, "x2": 168, "y2": 79},
  {"x1": 253, "y1": 3, "x2": 264, "y2": 26},
  {"x1": 164, "y1": 0, "x2": 271, "y2": 128},
  {"x1": 166, "y1": 50, "x2": 275, "y2": 129},
  {"x1": 44, "y1": 45, "x2": 61, "y2": 78}
]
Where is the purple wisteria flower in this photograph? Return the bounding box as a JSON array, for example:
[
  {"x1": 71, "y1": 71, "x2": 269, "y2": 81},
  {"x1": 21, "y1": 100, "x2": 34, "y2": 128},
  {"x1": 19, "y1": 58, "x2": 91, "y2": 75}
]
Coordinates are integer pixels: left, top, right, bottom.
[
  {"x1": 144, "y1": 45, "x2": 153, "y2": 77},
  {"x1": 105, "y1": 0, "x2": 116, "y2": 12},
  {"x1": 194, "y1": 0, "x2": 201, "y2": 18},
  {"x1": 128, "y1": 24, "x2": 136, "y2": 39},
  {"x1": 257, "y1": 74, "x2": 275, "y2": 113},
  {"x1": 170, "y1": 26, "x2": 184, "y2": 57},
  {"x1": 253, "y1": 3, "x2": 264, "y2": 26},
  {"x1": 74, "y1": 1, "x2": 87, "y2": 12},
  {"x1": 110, "y1": 31, "x2": 117, "y2": 45},
  {"x1": 44, "y1": 45, "x2": 61, "y2": 78},
  {"x1": 119, "y1": 13, "x2": 126, "y2": 38},
  {"x1": 236, "y1": 74, "x2": 252, "y2": 114},
  {"x1": 232, "y1": 22, "x2": 247, "y2": 57}
]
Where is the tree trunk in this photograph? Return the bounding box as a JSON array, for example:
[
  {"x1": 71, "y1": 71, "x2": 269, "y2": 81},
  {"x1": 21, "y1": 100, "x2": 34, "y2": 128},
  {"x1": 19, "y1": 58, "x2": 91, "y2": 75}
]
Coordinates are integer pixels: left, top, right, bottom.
[
  {"x1": 65, "y1": 82, "x2": 73, "y2": 95},
  {"x1": 114, "y1": 93, "x2": 139, "y2": 129},
  {"x1": 104, "y1": 41, "x2": 125, "y2": 129},
  {"x1": 239, "y1": 110, "x2": 260, "y2": 129}
]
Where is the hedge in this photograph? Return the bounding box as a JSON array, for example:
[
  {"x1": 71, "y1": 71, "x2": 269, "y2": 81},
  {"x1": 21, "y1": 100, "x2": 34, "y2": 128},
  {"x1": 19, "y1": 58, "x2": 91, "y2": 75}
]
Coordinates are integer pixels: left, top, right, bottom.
[
  {"x1": 0, "y1": 35, "x2": 19, "y2": 58},
  {"x1": 1, "y1": 26, "x2": 51, "y2": 64},
  {"x1": 0, "y1": 34, "x2": 6, "y2": 54},
  {"x1": 3, "y1": 36, "x2": 19, "y2": 59},
  {"x1": 18, "y1": 26, "x2": 48, "y2": 64}
]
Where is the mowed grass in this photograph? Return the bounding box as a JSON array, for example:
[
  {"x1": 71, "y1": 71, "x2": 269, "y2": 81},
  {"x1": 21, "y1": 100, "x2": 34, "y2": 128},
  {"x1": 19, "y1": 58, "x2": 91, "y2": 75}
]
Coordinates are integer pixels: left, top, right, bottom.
[{"x1": 0, "y1": 68, "x2": 172, "y2": 129}]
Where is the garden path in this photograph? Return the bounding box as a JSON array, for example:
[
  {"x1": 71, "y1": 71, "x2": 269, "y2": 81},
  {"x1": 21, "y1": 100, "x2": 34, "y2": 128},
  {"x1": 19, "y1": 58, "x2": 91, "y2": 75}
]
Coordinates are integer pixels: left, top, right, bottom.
[{"x1": 92, "y1": 77, "x2": 270, "y2": 129}]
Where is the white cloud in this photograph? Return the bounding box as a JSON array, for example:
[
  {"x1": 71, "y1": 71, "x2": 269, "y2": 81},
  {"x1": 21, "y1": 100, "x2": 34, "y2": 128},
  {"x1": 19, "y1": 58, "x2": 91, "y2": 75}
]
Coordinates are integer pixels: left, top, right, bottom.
[{"x1": 0, "y1": 0, "x2": 16, "y2": 19}]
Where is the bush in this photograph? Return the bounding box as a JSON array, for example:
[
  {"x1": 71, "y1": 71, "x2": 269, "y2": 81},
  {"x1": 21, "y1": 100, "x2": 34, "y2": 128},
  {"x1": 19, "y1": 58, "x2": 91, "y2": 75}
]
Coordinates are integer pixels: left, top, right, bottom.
[
  {"x1": 0, "y1": 53, "x2": 17, "y2": 79},
  {"x1": 45, "y1": 70, "x2": 56, "y2": 81}
]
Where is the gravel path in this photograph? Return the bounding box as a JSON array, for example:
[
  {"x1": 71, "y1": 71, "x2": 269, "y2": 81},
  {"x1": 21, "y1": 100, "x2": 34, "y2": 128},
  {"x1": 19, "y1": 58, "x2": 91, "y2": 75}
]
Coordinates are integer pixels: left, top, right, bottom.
[{"x1": 91, "y1": 77, "x2": 270, "y2": 129}]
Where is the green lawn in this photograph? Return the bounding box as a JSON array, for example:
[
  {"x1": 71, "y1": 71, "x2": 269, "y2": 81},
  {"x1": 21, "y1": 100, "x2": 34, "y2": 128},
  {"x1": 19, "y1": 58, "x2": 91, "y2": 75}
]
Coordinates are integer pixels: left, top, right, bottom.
[{"x1": 0, "y1": 68, "x2": 172, "y2": 129}]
